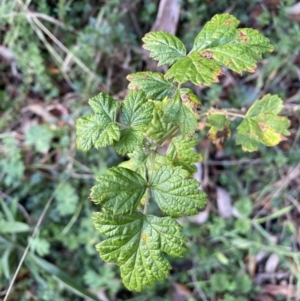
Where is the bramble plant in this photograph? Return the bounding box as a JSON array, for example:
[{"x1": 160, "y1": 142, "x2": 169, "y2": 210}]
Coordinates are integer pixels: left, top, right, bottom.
[{"x1": 76, "y1": 14, "x2": 290, "y2": 291}]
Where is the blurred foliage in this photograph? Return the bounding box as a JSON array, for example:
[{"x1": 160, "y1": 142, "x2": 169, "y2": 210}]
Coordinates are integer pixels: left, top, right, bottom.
[{"x1": 0, "y1": 0, "x2": 299, "y2": 300}]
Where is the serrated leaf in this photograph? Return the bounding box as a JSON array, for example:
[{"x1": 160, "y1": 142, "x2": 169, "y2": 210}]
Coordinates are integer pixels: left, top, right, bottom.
[
  {"x1": 120, "y1": 149, "x2": 173, "y2": 178},
  {"x1": 166, "y1": 136, "x2": 201, "y2": 174},
  {"x1": 166, "y1": 52, "x2": 223, "y2": 86},
  {"x1": 91, "y1": 167, "x2": 147, "y2": 214},
  {"x1": 93, "y1": 211, "x2": 187, "y2": 291},
  {"x1": 150, "y1": 166, "x2": 207, "y2": 217},
  {"x1": 114, "y1": 91, "x2": 154, "y2": 155},
  {"x1": 180, "y1": 88, "x2": 201, "y2": 105},
  {"x1": 191, "y1": 14, "x2": 240, "y2": 52},
  {"x1": 118, "y1": 149, "x2": 148, "y2": 178},
  {"x1": 191, "y1": 14, "x2": 274, "y2": 74},
  {"x1": 206, "y1": 113, "x2": 231, "y2": 140},
  {"x1": 142, "y1": 31, "x2": 186, "y2": 66},
  {"x1": 163, "y1": 92, "x2": 199, "y2": 135},
  {"x1": 127, "y1": 72, "x2": 174, "y2": 100},
  {"x1": 236, "y1": 94, "x2": 290, "y2": 152},
  {"x1": 76, "y1": 93, "x2": 120, "y2": 151},
  {"x1": 147, "y1": 102, "x2": 173, "y2": 140}
]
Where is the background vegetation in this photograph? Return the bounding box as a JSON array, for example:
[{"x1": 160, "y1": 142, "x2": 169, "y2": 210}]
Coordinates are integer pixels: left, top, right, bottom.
[{"x1": 0, "y1": 0, "x2": 299, "y2": 300}]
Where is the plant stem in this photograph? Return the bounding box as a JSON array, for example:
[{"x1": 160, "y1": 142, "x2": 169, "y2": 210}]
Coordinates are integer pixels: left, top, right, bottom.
[
  {"x1": 157, "y1": 126, "x2": 178, "y2": 146},
  {"x1": 144, "y1": 151, "x2": 156, "y2": 215},
  {"x1": 201, "y1": 109, "x2": 245, "y2": 119}
]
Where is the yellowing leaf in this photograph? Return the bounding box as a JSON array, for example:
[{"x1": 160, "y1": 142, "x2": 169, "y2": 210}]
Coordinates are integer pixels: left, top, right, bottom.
[
  {"x1": 236, "y1": 94, "x2": 290, "y2": 152},
  {"x1": 191, "y1": 14, "x2": 274, "y2": 74},
  {"x1": 93, "y1": 212, "x2": 187, "y2": 291},
  {"x1": 206, "y1": 114, "x2": 231, "y2": 141},
  {"x1": 163, "y1": 92, "x2": 199, "y2": 135},
  {"x1": 142, "y1": 31, "x2": 186, "y2": 66}
]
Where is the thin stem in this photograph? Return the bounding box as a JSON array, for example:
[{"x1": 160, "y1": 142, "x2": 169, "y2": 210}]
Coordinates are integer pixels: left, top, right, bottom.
[
  {"x1": 3, "y1": 178, "x2": 69, "y2": 301},
  {"x1": 201, "y1": 109, "x2": 245, "y2": 119},
  {"x1": 143, "y1": 151, "x2": 156, "y2": 215},
  {"x1": 157, "y1": 126, "x2": 178, "y2": 146}
]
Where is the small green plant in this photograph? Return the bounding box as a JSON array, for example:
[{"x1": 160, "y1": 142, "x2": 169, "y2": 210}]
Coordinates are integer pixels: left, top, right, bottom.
[{"x1": 76, "y1": 14, "x2": 290, "y2": 291}]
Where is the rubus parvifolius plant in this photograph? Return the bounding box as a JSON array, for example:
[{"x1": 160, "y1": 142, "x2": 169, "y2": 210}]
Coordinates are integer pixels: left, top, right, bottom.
[{"x1": 76, "y1": 14, "x2": 290, "y2": 291}]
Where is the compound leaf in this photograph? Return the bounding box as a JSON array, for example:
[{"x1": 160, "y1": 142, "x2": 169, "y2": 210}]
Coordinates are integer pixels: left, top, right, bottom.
[
  {"x1": 142, "y1": 31, "x2": 186, "y2": 66},
  {"x1": 206, "y1": 113, "x2": 231, "y2": 141},
  {"x1": 163, "y1": 92, "x2": 199, "y2": 135},
  {"x1": 127, "y1": 72, "x2": 174, "y2": 100},
  {"x1": 236, "y1": 94, "x2": 290, "y2": 152},
  {"x1": 76, "y1": 93, "x2": 120, "y2": 151},
  {"x1": 115, "y1": 91, "x2": 154, "y2": 155},
  {"x1": 191, "y1": 14, "x2": 274, "y2": 74},
  {"x1": 91, "y1": 167, "x2": 147, "y2": 214},
  {"x1": 166, "y1": 136, "x2": 202, "y2": 174},
  {"x1": 93, "y1": 211, "x2": 187, "y2": 291},
  {"x1": 150, "y1": 166, "x2": 207, "y2": 217}
]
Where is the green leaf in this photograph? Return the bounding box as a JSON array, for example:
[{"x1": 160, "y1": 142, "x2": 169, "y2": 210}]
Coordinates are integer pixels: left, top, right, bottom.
[
  {"x1": 76, "y1": 93, "x2": 120, "y2": 151},
  {"x1": 31, "y1": 255, "x2": 101, "y2": 301},
  {"x1": 91, "y1": 167, "x2": 147, "y2": 214},
  {"x1": 118, "y1": 149, "x2": 148, "y2": 178},
  {"x1": 29, "y1": 236, "x2": 50, "y2": 256},
  {"x1": 93, "y1": 211, "x2": 187, "y2": 291},
  {"x1": 150, "y1": 166, "x2": 207, "y2": 217},
  {"x1": 191, "y1": 14, "x2": 240, "y2": 52},
  {"x1": 166, "y1": 136, "x2": 201, "y2": 174},
  {"x1": 127, "y1": 72, "x2": 174, "y2": 100},
  {"x1": 163, "y1": 92, "x2": 199, "y2": 135},
  {"x1": 55, "y1": 183, "x2": 79, "y2": 216},
  {"x1": 114, "y1": 91, "x2": 154, "y2": 155},
  {"x1": 210, "y1": 273, "x2": 231, "y2": 293},
  {"x1": 147, "y1": 102, "x2": 173, "y2": 140},
  {"x1": 142, "y1": 31, "x2": 186, "y2": 66},
  {"x1": 206, "y1": 113, "x2": 231, "y2": 141},
  {"x1": 0, "y1": 221, "x2": 30, "y2": 233},
  {"x1": 236, "y1": 94, "x2": 290, "y2": 152},
  {"x1": 191, "y1": 14, "x2": 274, "y2": 74},
  {"x1": 25, "y1": 125, "x2": 54, "y2": 153},
  {"x1": 166, "y1": 52, "x2": 223, "y2": 86}
]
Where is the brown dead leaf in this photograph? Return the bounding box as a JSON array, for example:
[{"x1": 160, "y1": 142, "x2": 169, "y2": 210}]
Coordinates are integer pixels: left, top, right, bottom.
[
  {"x1": 255, "y1": 294, "x2": 276, "y2": 301},
  {"x1": 261, "y1": 284, "x2": 297, "y2": 297},
  {"x1": 172, "y1": 282, "x2": 193, "y2": 301},
  {"x1": 22, "y1": 104, "x2": 57, "y2": 124},
  {"x1": 262, "y1": 0, "x2": 282, "y2": 7}
]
